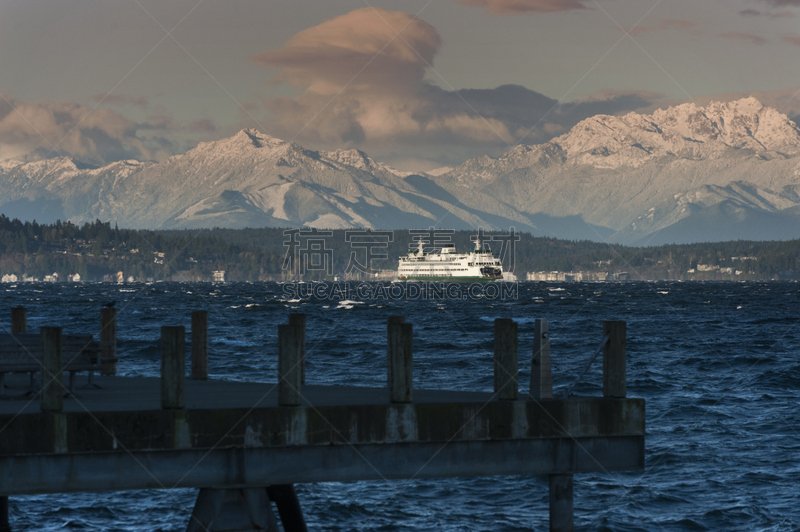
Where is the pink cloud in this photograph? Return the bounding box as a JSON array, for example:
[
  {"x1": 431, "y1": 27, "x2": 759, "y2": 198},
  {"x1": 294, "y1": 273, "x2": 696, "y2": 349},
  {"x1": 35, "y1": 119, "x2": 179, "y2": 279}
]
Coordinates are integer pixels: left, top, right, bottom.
[
  {"x1": 248, "y1": 8, "x2": 663, "y2": 166},
  {"x1": 781, "y1": 34, "x2": 800, "y2": 46},
  {"x1": 617, "y1": 26, "x2": 651, "y2": 37},
  {"x1": 0, "y1": 96, "x2": 175, "y2": 164},
  {"x1": 250, "y1": 7, "x2": 440, "y2": 95},
  {"x1": 457, "y1": 0, "x2": 591, "y2": 15},
  {"x1": 658, "y1": 19, "x2": 695, "y2": 30},
  {"x1": 718, "y1": 31, "x2": 768, "y2": 45}
]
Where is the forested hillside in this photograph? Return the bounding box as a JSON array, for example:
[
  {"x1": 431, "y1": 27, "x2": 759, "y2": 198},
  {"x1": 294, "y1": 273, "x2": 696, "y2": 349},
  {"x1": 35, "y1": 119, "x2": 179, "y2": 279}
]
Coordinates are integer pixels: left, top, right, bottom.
[{"x1": 0, "y1": 216, "x2": 797, "y2": 281}]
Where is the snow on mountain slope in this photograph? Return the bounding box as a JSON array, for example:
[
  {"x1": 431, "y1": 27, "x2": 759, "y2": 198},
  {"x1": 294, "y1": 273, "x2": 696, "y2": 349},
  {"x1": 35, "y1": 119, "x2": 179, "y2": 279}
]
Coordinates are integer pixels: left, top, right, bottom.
[
  {"x1": 2, "y1": 99, "x2": 800, "y2": 244},
  {"x1": 434, "y1": 98, "x2": 800, "y2": 243}
]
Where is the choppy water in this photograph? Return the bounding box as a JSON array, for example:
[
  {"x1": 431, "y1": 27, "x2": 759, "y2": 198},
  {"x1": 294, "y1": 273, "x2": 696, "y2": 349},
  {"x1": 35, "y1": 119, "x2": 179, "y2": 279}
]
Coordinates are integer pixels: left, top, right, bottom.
[{"x1": 2, "y1": 281, "x2": 800, "y2": 531}]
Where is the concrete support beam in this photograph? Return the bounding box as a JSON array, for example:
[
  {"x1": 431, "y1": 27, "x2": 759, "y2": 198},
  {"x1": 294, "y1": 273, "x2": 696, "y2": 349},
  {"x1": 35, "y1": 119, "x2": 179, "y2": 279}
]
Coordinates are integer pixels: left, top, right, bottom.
[{"x1": 0, "y1": 435, "x2": 644, "y2": 495}]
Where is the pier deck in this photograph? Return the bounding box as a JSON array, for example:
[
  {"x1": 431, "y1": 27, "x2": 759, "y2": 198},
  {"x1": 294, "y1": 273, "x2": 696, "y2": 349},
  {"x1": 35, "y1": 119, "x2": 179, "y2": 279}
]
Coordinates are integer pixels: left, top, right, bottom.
[
  {"x1": 0, "y1": 309, "x2": 644, "y2": 531},
  {"x1": 0, "y1": 374, "x2": 644, "y2": 495}
]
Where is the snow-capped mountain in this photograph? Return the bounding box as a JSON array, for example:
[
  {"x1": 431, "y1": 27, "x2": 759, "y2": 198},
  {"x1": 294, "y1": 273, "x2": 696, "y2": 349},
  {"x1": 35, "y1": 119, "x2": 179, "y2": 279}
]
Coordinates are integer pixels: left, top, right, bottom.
[
  {"x1": 436, "y1": 97, "x2": 800, "y2": 243},
  {"x1": 0, "y1": 128, "x2": 532, "y2": 233},
  {"x1": 2, "y1": 98, "x2": 800, "y2": 244}
]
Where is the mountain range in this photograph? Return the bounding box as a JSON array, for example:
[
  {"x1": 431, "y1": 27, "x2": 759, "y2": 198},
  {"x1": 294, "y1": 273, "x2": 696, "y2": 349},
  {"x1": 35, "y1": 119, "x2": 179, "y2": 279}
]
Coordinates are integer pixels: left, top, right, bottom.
[{"x1": 1, "y1": 96, "x2": 799, "y2": 245}]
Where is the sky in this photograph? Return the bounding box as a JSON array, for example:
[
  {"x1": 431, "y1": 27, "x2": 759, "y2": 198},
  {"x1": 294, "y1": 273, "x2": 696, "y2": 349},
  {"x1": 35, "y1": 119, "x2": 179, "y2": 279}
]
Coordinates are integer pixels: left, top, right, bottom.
[{"x1": 1, "y1": 0, "x2": 799, "y2": 170}]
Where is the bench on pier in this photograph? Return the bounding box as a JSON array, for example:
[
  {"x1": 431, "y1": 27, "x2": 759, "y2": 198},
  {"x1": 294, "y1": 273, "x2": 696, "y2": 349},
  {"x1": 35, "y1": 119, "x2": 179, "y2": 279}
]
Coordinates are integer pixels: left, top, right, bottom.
[{"x1": 0, "y1": 333, "x2": 105, "y2": 397}]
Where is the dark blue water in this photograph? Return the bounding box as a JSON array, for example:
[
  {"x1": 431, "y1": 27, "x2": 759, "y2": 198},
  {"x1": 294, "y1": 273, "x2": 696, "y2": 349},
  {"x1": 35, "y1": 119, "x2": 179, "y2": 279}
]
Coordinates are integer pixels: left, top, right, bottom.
[{"x1": 3, "y1": 281, "x2": 800, "y2": 531}]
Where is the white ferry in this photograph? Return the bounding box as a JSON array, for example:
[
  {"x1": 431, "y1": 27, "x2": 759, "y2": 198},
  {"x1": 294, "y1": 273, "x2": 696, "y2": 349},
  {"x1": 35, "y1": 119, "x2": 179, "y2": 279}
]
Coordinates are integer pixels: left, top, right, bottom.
[{"x1": 397, "y1": 239, "x2": 503, "y2": 281}]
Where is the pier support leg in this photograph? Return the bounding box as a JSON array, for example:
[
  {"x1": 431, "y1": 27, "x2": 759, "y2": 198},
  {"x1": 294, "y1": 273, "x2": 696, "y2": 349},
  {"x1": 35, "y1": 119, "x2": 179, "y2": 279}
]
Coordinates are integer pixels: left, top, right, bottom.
[
  {"x1": 549, "y1": 474, "x2": 574, "y2": 532},
  {"x1": 0, "y1": 495, "x2": 9, "y2": 532},
  {"x1": 187, "y1": 488, "x2": 279, "y2": 532},
  {"x1": 267, "y1": 485, "x2": 309, "y2": 532}
]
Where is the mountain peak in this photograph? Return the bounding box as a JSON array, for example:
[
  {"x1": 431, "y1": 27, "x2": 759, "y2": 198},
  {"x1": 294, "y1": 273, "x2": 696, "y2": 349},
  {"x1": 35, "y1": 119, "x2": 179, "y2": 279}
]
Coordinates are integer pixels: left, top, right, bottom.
[
  {"x1": 321, "y1": 148, "x2": 372, "y2": 170},
  {"x1": 232, "y1": 128, "x2": 287, "y2": 149},
  {"x1": 552, "y1": 97, "x2": 800, "y2": 168}
]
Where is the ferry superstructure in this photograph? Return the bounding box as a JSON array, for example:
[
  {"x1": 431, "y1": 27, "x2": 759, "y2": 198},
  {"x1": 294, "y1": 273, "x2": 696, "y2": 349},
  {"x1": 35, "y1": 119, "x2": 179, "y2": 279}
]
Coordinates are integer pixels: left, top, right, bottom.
[{"x1": 397, "y1": 239, "x2": 503, "y2": 281}]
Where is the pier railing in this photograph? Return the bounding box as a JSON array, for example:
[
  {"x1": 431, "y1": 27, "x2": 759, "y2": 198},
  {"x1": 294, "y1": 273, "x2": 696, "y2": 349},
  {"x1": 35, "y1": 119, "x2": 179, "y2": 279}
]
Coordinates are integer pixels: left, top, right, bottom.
[{"x1": 0, "y1": 308, "x2": 644, "y2": 532}]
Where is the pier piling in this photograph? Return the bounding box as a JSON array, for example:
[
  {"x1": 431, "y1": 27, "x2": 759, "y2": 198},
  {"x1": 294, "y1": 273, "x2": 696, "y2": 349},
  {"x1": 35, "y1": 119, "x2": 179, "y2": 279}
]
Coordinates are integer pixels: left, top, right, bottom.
[
  {"x1": 387, "y1": 317, "x2": 412, "y2": 403},
  {"x1": 267, "y1": 484, "x2": 309, "y2": 532},
  {"x1": 531, "y1": 318, "x2": 552, "y2": 399},
  {"x1": 191, "y1": 311, "x2": 208, "y2": 380},
  {"x1": 10, "y1": 307, "x2": 26, "y2": 334},
  {"x1": 288, "y1": 314, "x2": 306, "y2": 385},
  {"x1": 549, "y1": 474, "x2": 574, "y2": 532},
  {"x1": 40, "y1": 327, "x2": 63, "y2": 413},
  {"x1": 187, "y1": 487, "x2": 280, "y2": 532},
  {"x1": 100, "y1": 307, "x2": 117, "y2": 375},
  {"x1": 278, "y1": 324, "x2": 303, "y2": 406},
  {"x1": 160, "y1": 326, "x2": 185, "y2": 410},
  {"x1": 0, "y1": 495, "x2": 8, "y2": 532},
  {"x1": 602, "y1": 321, "x2": 626, "y2": 398},
  {"x1": 493, "y1": 318, "x2": 518, "y2": 400}
]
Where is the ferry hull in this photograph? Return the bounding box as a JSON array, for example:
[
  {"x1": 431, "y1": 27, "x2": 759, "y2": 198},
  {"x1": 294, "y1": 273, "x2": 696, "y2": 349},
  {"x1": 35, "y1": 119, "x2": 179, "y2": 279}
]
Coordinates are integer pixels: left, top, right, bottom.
[{"x1": 398, "y1": 276, "x2": 498, "y2": 282}]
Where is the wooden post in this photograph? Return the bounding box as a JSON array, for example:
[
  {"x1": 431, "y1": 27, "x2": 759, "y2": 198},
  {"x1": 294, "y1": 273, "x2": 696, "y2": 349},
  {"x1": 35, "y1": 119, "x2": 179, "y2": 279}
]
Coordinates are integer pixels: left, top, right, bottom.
[
  {"x1": 387, "y1": 317, "x2": 412, "y2": 403},
  {"x1": 278, "y1": 324, "x2": 302, "y2": 406},
  {"x1": 10, "y1": 307, "x2": 26, "y2": 334},
  {"x1": 191, "y1": 310, "x2": 208, "y2": 380},
  {"x1": 288, "y1": 314, "x2": 306, "y2": 384},
  {"x1": 40, "y1": 326, "x2": 63, "y2": 413},
  {"x1": 100, "y1": 307, "x2": 117, "y2": 375},
  {"x1": 493, "y1": 318, "x2": 518, "y2": 400},
  {"x1": 531, "y1": 318, "x2": 552, "y2": 399},
  {"x1": 602, "y1": 321, "x2": 626, "y2": 398},
  {"x1": 549, "y1": 474, "x2": 574, "y2": 532},
  {"x1": 161, "y1": 326, "x2": 185, "y2": 409}
]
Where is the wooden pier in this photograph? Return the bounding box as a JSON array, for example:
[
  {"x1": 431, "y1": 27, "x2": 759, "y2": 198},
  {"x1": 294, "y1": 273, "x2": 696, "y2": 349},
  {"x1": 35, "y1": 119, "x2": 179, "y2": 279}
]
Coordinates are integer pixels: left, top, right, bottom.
[{"x1": 0, "y1": 309, "x2": 644, "y2": 531}]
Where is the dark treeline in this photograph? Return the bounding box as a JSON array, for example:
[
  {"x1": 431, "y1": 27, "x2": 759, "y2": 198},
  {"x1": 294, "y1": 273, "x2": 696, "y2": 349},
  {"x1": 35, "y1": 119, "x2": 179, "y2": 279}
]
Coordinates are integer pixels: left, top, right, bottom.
[{"x1": 0, "y1": 215, "x2": 798, "y2": 281}]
